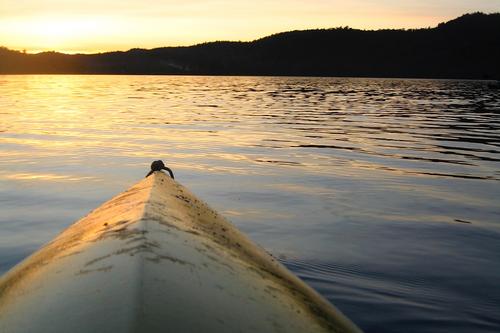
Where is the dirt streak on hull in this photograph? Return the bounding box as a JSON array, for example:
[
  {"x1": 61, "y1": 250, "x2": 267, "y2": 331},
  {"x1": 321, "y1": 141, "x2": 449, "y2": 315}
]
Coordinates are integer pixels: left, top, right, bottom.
[{"x1": 0, "y1": 172, "x2": 362, "y2": 333}]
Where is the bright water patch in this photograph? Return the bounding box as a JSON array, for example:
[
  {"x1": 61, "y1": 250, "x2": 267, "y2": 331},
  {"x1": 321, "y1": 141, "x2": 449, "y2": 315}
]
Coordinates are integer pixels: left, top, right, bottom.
[{"x1": 0, "y1": 75, "x2": 499, "y2": 332}]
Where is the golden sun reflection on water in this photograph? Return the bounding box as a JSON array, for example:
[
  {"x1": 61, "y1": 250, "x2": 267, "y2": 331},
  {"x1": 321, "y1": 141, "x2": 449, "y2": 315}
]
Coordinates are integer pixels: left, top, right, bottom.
[
  {"x1": 1, "y1": 75, "x2": 500, "y2": 333},
  {"x1": 4, "y1": 173, "x2": 97, "y2": 182},
  {"x1": 0, "y1": 75, "x2": 498, "y2": 186}
]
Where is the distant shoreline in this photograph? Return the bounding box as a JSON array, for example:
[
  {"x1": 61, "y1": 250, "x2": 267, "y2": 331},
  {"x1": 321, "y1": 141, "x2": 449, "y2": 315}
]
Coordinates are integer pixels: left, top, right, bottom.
[
  {"x1": 0, "y1": 73, "x2": 498, "y2": 82},
  {"x1": 1, "y1": 13, "x2": 499, "y2": 79}
]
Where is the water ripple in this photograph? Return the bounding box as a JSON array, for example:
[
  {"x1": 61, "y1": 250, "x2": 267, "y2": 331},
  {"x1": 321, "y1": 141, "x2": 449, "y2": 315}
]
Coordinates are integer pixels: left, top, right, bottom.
[{"x1": 0, "y1": 76, "x2": 499, "y2": 333}]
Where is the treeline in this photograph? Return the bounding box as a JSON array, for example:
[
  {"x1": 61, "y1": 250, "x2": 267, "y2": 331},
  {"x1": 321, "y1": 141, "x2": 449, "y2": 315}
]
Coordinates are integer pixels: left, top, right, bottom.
[{"x1": 1, "y1": 12, "x2": 499, "y2": 79}]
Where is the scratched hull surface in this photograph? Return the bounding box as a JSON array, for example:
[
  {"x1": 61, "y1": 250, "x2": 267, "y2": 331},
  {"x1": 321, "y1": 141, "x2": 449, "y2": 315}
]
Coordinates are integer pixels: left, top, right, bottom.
[{"x1": 0, "y1": 172, "x2": 361, "y2": 333}]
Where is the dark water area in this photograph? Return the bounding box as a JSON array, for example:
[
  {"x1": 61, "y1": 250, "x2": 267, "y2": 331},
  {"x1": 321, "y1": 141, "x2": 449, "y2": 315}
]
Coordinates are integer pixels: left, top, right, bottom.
[{"x1": 0, "y1": 75, "x2": 499, "y2": 332}]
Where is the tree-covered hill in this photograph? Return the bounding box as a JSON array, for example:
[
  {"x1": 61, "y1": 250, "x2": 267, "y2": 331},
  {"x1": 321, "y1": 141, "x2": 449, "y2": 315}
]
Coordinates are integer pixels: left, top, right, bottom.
[{"x1": 1, "y1": 12, "x2": 499, "y2": 79}]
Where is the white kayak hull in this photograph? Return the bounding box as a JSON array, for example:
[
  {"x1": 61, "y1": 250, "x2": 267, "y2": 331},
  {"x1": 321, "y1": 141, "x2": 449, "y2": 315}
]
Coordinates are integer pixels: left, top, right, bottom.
[{"x1": 0, "y1": 172, "x2": 362, "y2": 332}]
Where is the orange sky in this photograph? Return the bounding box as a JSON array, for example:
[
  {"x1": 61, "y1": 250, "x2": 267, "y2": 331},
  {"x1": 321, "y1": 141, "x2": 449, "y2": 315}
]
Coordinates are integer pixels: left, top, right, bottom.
[{"x1": 1, "y1": 0, "x2": 498, "y2": 53}]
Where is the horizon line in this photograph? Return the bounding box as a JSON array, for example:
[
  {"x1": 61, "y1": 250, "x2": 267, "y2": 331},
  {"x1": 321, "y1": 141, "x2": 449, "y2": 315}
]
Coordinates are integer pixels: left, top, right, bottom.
[{"x1": 3, "y1": 11, "x2": 498, "y2": 55}]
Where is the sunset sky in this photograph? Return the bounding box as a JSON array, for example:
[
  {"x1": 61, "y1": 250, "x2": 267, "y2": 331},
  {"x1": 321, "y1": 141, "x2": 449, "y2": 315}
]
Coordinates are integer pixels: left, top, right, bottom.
[{"x1": 1, "y1": 0, "x2": 498, "y2": 53}]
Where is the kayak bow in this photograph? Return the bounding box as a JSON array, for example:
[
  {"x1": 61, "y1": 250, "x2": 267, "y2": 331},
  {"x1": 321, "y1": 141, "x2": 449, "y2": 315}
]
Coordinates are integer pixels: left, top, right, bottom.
[{"x1": 0, "y1": 171, "x2": 362, "y2": 333}]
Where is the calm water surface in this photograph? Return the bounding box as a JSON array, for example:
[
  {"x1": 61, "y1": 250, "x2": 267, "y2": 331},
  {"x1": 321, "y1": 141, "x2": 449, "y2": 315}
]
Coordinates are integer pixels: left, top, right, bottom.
[{"x1": 1, "y1": 75, "x2": 499, "y2": 332}]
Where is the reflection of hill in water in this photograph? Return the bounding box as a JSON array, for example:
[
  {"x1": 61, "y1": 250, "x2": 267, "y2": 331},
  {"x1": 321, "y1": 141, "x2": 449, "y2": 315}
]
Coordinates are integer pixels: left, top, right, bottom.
[{"x1": 1, "y1": 12, "x2": 500, "y2": 79}]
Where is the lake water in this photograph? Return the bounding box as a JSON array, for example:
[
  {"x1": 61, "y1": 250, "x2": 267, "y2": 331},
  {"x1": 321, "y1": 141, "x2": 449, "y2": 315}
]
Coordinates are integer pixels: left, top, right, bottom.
[{"x1": 0, "y1": 75, "x2": 499, "y2": 332}]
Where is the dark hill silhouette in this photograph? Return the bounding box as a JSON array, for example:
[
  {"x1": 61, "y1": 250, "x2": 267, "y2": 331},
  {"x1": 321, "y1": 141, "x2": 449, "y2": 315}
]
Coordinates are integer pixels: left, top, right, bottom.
[{"x1": 1, "y1": 12, "x2": 499, "y2": 79}]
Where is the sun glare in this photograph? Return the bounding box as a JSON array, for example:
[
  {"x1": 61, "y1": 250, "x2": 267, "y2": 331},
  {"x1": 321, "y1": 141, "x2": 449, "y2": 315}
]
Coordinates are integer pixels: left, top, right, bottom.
[
  {"x1": 1, "y1": 17, "x2": 117, "y2": 53},
  {"x1": 0, "y1": 0, "x2": 498, "y2": 53},
  {"x1": 35, "y1": 18, "x2": 111, "y2": 43},
  {"x1": 35, "y1": 21, "x2": 87, "y2": 40}
]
